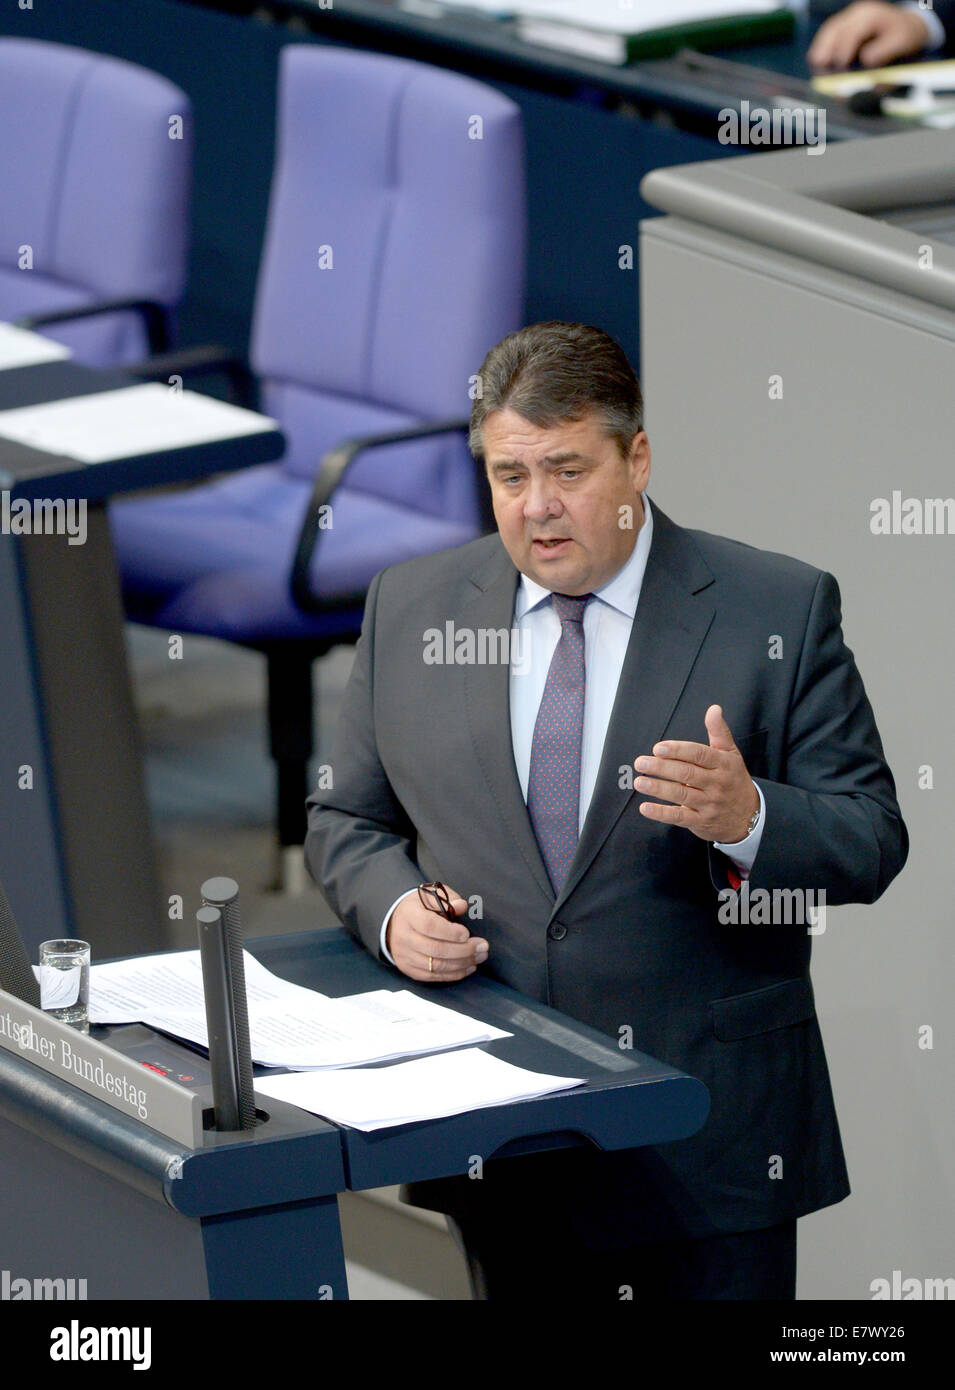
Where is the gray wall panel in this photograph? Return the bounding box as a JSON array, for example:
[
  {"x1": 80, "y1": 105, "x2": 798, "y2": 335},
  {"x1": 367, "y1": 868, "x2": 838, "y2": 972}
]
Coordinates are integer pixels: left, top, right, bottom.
[{"x1": 640, "y1": 214, "x2": 953, "y2": 1299}]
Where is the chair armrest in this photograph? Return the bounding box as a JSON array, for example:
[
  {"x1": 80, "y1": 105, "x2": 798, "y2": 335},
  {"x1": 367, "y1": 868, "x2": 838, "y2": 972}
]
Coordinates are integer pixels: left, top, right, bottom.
[
  {"x1": 290, "y1": 417, "x2": 473, "y2": 614},
  {"x1": 124, "y1": 345, "x2": 258, "y2": 411},
  {"x1": 16, "y1": 297, "x2": 173, "y2": 355}
]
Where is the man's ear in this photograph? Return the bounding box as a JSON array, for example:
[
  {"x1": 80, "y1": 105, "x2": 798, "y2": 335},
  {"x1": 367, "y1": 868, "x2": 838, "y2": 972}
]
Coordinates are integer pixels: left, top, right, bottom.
[{"x1": 628, "y1": 430, "x2": 651, "y2": 493}]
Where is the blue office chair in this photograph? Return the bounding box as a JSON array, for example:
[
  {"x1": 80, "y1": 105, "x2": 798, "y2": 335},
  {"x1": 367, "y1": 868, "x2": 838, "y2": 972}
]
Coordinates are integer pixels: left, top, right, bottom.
[
  {"x1": 0, "y1": 37, "x2": 191, "y2": 361},
  {"x1": 110, "y1": 44, "x2": 526, "y2": 888}
]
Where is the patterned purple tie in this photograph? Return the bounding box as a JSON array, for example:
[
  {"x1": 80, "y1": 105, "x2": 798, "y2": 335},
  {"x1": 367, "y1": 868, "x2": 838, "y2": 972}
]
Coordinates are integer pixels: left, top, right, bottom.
[{"x1": 527, "y1": 592, "x2": 592, "y2": 893}]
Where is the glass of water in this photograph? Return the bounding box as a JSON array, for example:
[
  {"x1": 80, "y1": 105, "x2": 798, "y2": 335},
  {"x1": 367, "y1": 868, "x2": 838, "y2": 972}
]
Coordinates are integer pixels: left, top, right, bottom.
[{"x1": 38, "y1": 939, "x2": 90, "y2": 1033}]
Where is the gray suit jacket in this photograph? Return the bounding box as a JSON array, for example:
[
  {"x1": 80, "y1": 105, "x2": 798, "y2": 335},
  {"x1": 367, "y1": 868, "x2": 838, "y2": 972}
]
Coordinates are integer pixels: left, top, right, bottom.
[{"x1": 305, "y1": 500, "x2": 907, "y2": 1242}]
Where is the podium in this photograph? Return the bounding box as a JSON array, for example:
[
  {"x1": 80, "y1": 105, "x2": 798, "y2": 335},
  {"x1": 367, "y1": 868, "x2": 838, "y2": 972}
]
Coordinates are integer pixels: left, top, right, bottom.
[
  {"x1": 0, "y1": 927, "x2": 709, "y2": 1300},
  {"x1": 0, "y1": 359, "x2": 284, "y2": 960}
]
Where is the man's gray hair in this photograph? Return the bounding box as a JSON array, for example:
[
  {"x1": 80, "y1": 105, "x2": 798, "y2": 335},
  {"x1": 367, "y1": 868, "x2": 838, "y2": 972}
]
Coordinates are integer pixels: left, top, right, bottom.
[{"x1": 469, "y1": 321, "x2": 644, "y2": 461}]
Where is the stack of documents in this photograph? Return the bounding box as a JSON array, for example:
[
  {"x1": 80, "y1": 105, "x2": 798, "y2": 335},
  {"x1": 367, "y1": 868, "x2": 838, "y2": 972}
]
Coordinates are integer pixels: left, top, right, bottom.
[
  {"x1": 90, "y1": 949, "x2": 510, "y2": 1069},
  {"x1": 503, "y1": 1, "x2": 793, "y2": 66},
  {"x1": 0, "y1": 381, "x2": 276, "y2": 463},
  {"x1": 255, "y1": 1047, "x2": 586, "y2": 1131},
  {"x1": 0, "y1": 321, "x2": 71, "y2": 371}
]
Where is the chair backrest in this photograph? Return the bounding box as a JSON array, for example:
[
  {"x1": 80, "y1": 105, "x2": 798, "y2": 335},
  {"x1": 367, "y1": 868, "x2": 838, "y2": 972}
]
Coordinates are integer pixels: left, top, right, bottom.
[
  {"x1": 0, "y1": 37, "x2": 191, "y2": 365},
  {"x1": 250, "y1": 45, "x2": 526, "y2": 522}
]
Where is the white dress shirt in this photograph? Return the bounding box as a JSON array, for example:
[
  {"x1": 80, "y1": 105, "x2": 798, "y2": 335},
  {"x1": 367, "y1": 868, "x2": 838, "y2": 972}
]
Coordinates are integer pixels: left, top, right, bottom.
[
  {"x1": 380, "y1": 496, "x2": 765, "y2": 961},
  {"x1": 901, "y1": 2, "x2": 947, "y2": 51}
]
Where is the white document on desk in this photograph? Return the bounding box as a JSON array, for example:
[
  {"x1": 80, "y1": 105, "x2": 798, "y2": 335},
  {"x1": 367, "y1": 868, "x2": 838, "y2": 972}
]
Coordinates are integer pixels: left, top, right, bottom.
[
  {"x1": 0, "y1": 321, "x2": 72, "y2": 371},
  {"x1": 0, "y1": 381, "x2": 277, "y2": 461},
  {"x1": 254, "y1": 1047, "x2": 586, "y2": 1131},
  {"x1": 277, "y1": 989, "x2": 512, "y2": 1070},
  {"x1": 89, "y1": 949, "x2": 323, "y2": 1023},
  {"x1": 90, "y1": 951, "x2": 510, "y2": 1069},
  {"x1": 417, "y1": 0, "x2": 782, "y2": 24}
]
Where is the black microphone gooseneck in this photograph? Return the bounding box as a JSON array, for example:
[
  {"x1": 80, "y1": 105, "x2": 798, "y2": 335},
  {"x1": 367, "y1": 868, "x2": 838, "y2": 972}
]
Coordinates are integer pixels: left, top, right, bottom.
[{"x1": 197, "y1": 877, "x2": 256, "y2": 1131}]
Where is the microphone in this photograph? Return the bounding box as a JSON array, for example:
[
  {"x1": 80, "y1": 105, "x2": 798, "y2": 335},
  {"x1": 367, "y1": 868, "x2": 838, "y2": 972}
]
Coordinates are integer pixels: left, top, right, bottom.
[
  {"x1": 197, "y1": 877, "x2": 256, "y2": 1131},
  {"x1": 0, "y1": 876, "x2": 41, "y2": 1008}
]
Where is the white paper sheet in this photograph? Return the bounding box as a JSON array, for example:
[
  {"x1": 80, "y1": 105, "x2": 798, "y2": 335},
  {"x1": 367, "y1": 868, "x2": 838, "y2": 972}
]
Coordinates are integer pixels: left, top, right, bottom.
[
  {"x1": 89, "y1": 951, "x2": 510, "y2": 1069},
  {"x1": 89, "y1": 949, "x2": 319, "y2": 1023},
  {"x1": 413, "y1": 0, "x2": 781, "y2": 30},
  {"x1": 0, "y1": 321, "x2": 72, "y2": 371},
  {"x1": 278, "y1": 989, "x2": 512, "y2": 1070},
  {"x1": 0, "y1": 382, "x2": 277, "y2": 462},
  {"x1": 255, "y1": 1047, "x2": 585, "y2": 1130}
]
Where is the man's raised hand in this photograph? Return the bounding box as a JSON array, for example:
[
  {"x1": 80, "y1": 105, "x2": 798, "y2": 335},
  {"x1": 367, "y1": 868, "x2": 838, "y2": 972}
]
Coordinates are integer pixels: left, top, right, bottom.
[{"x1": 634, "y1": 705, "x2": 760, "y2": 845}]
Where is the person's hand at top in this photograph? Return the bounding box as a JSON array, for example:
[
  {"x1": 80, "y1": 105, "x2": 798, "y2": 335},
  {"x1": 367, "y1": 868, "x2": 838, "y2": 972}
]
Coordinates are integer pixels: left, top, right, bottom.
[{"x1": 808, "y1": 1, "x2": 935, "y2": 69}]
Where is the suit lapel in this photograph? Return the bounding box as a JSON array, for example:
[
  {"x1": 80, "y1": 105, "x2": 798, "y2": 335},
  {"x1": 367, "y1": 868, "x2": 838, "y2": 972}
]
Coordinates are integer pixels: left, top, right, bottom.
[{"x1": 458, "y1": 504, "x2": 717, "y2": 914}]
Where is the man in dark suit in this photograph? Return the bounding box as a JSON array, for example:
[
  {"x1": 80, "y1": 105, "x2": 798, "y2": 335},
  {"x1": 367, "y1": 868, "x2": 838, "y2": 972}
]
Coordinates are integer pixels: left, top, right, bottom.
[
  {"x1": 305, "y1": 322, "x2": 907, "y2": 1300},
  {"x1": 809, "y1": 1, "x2": 955, "y2": 68}
]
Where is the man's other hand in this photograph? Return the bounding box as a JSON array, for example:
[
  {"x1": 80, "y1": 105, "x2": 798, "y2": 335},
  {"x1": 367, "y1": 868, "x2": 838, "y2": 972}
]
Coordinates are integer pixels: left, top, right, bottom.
[
  {"x1": 808, "y1": 2, "x2": 934, "y2": 69},
  {"x1": 386, "y1": 886, "x2": 488, "y2": 983},
  {"x1": 634, "y1": 705, "x2": 760, "y2": 845}
]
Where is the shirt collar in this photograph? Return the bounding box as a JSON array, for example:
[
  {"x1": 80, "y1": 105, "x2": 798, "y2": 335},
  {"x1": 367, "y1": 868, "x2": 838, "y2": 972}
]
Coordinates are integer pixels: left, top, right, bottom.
[{"x1": 515, "y1": 494, "x2": 654, "y2": 620}]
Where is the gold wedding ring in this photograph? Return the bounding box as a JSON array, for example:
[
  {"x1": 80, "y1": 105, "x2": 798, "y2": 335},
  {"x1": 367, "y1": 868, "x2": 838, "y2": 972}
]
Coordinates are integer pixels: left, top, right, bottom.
[{"x1": 428, "y1": 955, "x2": 434, "y2": 973}]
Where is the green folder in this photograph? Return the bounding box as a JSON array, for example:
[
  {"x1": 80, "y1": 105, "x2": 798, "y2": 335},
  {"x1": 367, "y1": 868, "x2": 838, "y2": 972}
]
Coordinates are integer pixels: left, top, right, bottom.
[{"x1": 516, "y1": 9, "x2": 796, "y2": 66}]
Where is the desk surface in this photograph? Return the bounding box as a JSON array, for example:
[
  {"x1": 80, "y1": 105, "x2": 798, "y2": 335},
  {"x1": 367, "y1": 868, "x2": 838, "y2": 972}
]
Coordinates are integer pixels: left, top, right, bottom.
[{"x1": 0, "y1": 359, "x2": 284, "y2": 502}]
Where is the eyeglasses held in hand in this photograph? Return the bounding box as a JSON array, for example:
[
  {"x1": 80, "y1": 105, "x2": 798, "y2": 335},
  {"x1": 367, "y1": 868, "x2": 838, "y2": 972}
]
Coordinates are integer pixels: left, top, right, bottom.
[{"x1": 416, "y1": 881, "x2": 454, "y2": 919}]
